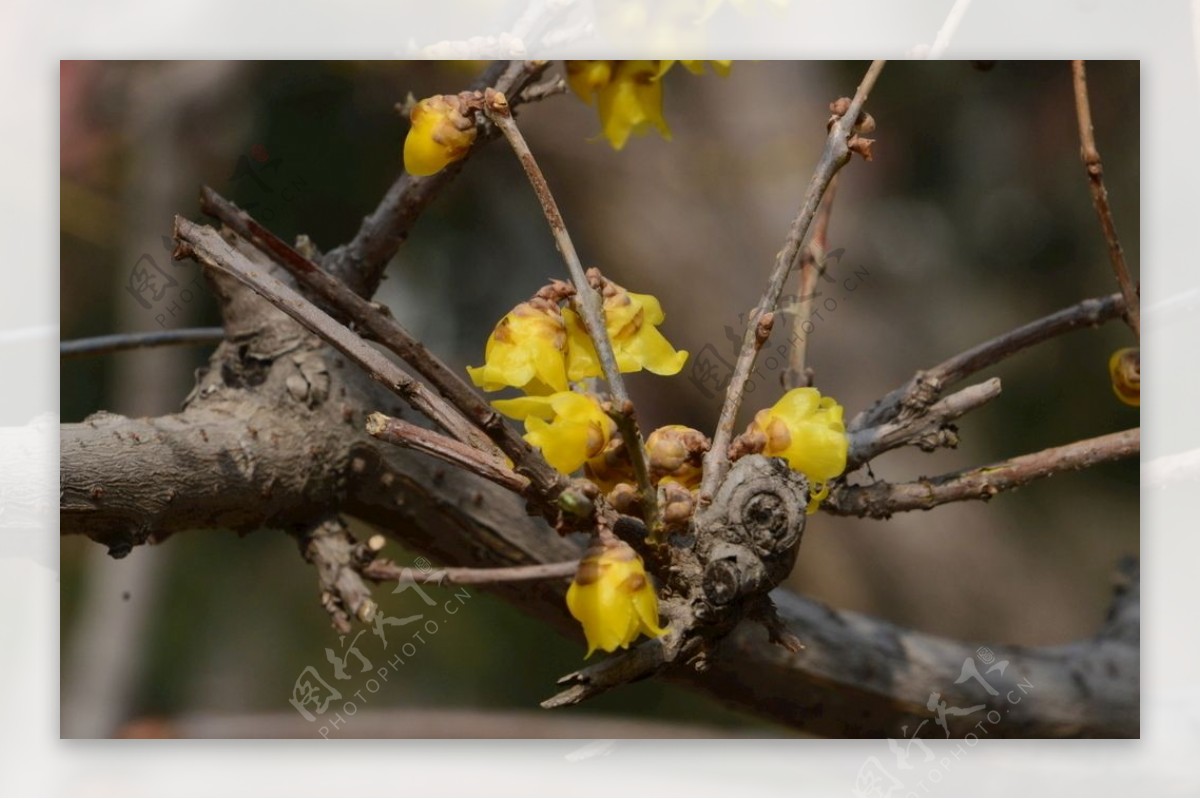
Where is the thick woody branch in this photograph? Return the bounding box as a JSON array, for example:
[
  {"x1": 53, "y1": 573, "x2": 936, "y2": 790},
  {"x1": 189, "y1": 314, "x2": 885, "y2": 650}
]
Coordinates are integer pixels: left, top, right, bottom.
[
  {"x1": 851, "y1": 292, "x2": 1124, "y2": 433},
  {"x1": 702, "y1": 60, "x2": 886, "y2": 499},
  {"x1": 1071, "y1": 61, "x2": 1139, "y2": 338},
  {"x1": 197, "y1": 188, "x2": 572, "y2": 511},
  {"x1": 828, "y1": 427, "x2": 1139, "y2": 518}
]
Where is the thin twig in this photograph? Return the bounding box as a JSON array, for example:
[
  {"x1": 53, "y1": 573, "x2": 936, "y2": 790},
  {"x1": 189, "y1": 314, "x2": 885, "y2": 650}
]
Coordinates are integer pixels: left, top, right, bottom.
[
  {"x1": 365, "y1": 412, "x2": 530, "y2": 494},
  {"x1": 363, "y1": 558, "x2": 579, "y2": 585},
  {"x1": 827, "y1": 427, "x2": 1139, "y2": 518},
  {"x1": 172, "y1": 218, "x2": 484, "y2": 452},
  {"x1": 60, "y1": 327, "x2": 225, "y2": 359},
  {"x1": 1071, "y1": 60, "x2": 1139, "y2": 338},
  {"x1": 321, "y1": 60, "x2": 550, "y2": 296},
  {"x1": 847, "y1": 377, "x2": 1002, "y2": 469},
  {"x1": 701, "y1": 60, "x2": 887, "y2": 499},
  {"x1": 481, "y1": 89, "x2": 660, "y2": 534},
  {"x1": 850, "y1": 292, "x2": 1125, "y2": 433},
  {"x1": 782, "y1": 176, "x2": 839, "y2": 389},
  {"x1": 197, "y1": 187, "x2": 572, "y2": 507}
]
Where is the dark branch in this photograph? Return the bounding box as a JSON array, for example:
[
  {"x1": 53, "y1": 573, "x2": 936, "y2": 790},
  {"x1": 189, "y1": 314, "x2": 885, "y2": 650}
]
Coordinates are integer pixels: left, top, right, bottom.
[{"x1": 61, "y1": 327, "x2": 225, "y2": 359}]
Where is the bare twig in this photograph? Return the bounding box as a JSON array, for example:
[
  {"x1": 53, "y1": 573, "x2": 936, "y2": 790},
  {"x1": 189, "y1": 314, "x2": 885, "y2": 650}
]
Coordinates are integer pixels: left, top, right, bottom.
[
  {"x1": 481, "y1": 89, "x2": 659, "y2": 533},
  {"x1": 196, "y1": 188, "x2": 573, "y2": 508},
  {"x1": 363, "y1": 558, "x2": 579, "y2": 586},
  {"x1": 828, "y1": 427, "x2": 1139, "y2": 518},
  {"x1": 851, "y1": 292, "x2": 1124, "y2": 433},
  {"x1": 847, "y1": 377, "x2": 1002, "y2": 469},
  {"x1": 61, "y1": 327, "x2": 225, "y2": 359},
  {"x1": 297, "y1": 516, "x2": 379, "y2": 634},
  {"x1": 365, "y1": 412, "x2": 530, "y2": 495},
  {"x1": 782, "y1": 176, "x2": 839, "y2": 389},
  {"x1": 172, "y1": 218, "x2": 484, "y2": 450},
  {"x1": 321, "y1": 60, "x2": 550, "y2": 296},
  {"x1": 701, "y1": 60, "x2": 886, "y2": 499},
  {"x1": 1071, "y1": 60, "x2": 1139, "y2": 338}
]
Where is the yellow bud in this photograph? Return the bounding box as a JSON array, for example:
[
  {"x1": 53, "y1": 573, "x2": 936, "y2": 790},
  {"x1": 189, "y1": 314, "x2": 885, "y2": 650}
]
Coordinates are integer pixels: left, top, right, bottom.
[
  {"x1": 403, "y1": 95, "x2": 477, "y2": 177},
  {"x1": 566, "y1": 538, "x2": 667, "y2": 656},
  {"x1": 646, "y1": 424, "x2": 709, "y2": 488},
  {"x1": 1109, "y1": 347, "x2": 1139, "y2": 407}
]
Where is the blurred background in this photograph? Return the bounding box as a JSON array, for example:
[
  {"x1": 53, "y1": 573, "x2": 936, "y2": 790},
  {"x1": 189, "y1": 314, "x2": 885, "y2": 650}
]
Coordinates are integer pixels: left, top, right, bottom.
[{"x1": 60, "y1": 60, "x2": 1139, "y2": 738}]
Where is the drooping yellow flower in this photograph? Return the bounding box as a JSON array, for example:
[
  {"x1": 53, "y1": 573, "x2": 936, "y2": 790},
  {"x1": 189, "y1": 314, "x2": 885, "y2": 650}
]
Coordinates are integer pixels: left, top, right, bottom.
[
  {"x1": 749, "y1": 387, "x2": 848, "y2": 512},
  {"x1": 595, "y1": 60, "x2": 672, "y2": 150},
  {"x1": 1109, "y1": 347, "x2": 1140, "y2": 407},
  {"x1": 565, "y1": 60, "x2": 614, "y2": 105},
  {"x1": 564, "y1": 282, "x2": 688, "y2": 380},
  {"x1": 492, "y1": 391, "x2": 615, "y2": 475},
  {"x1": 403, "y1": 95, "x2": 477, "y2": 177},
  {"x1": 467, "y1": 301, "x2": 569, "y2": 395},
  {"x1": 566, "y1": 538, "x2": 667, "y2": 656}
]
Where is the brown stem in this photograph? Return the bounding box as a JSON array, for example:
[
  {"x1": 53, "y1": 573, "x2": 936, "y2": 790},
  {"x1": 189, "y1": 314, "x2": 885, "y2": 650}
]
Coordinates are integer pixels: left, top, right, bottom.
[
  {"x1": 701, "y1": 59, "x2": 886, "y2": 499},
  {"x1": 481, "y1": 89, "x2": 660, "y2": 534},
  {"x1": 850, "y1": 292, "x2": 1124, "y2": 433},
  {"x1": 828, "y1": 428, "x2": 1139, "y2": 518},
  {"x1": 363, "y1": 558, "x2": 578, "y2": 585},
  {"x1": 365, "y1": 412, "x2": 530, "y2": 495},
  {"x1": 1071, "y1": 60, "x2": 1139, "y2": 338},
  {"x1": 783, "y1": 176, "x2": 839, "y2": 389},
  {"x1": 61, "y1": 327, "x2": 225, "y2": 359}
]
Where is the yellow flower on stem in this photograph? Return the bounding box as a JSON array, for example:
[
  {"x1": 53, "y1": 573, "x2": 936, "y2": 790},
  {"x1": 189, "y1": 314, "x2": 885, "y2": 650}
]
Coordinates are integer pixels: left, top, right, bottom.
[
  {"x1": 566, "y1": 538, "x2": 667, "y2": 657},
  {"x1": 595, "y1": 60, "x2": 672, "y2": 150},
  {"x1": 565, "y1": 60, "x2": 614, "y2": 105},
  {"x1": 467, "y1": 301, "x2": 569, "y2": 395},
  {"x1": 403, "y1": 95, "x2": 477, "y2": 177},
  {"x1": 564, "y1": 279, "x2": 688, "y2": 380},
  {"x1": 492, "y1": 391, "x2": 615, "y2": 475},
  {"x1": 1109, "y1": 347, "x2": 1140, "y2": 407},
  {"x1": 748, "y1": 387, "x2": 848, "y2": 513}
]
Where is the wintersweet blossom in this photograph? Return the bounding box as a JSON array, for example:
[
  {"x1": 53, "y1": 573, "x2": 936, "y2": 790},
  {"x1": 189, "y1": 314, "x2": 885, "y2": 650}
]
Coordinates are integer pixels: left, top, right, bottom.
[
  {"x1": 492, "y1": 391, "x2": 615, "y2": 475},
  {"x1": 566, "y1": 538, "x2": 667, "y2": 656},
  {"x1": 748, "y1": 387, "x2": 848, "y2": 512},
  {"x1": 564, "y1": 283, "x2": 688, "y2": 380},
  {"x1": 403, "y1": 95, "x2": 476, "y2": 177},
  {"x1": 466, "y1": 301, "x2": 569, "y2": 395}
]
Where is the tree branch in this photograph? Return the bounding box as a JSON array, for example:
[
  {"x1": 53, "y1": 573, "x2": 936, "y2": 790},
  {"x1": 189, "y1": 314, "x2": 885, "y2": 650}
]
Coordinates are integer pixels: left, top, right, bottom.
[
  {"x1": 828, "y1": 427, "x2": 1139, "y2": 518},
  {"x1": 61, "y1": 327, "x2": 225, "y2": 359},
  {"x1": 1071, "y1": 60, "x2": 1139, "y2": 338},
  {"x1": 782, "y1": 176, "x2": 839, "y2": 390},
  {"x1": 701, "y1": 59, "x2": 886, "y2": 499},
  {"x1": 362, "y1": 558, "x2": 578, "y2": 586},
  {"x1": 850, "y1": 292, "x2": 1124, "y2": 433}
]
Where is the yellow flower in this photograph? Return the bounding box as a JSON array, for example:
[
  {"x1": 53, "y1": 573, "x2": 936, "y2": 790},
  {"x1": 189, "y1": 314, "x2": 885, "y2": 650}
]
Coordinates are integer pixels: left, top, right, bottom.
[
  {"x1": 595, "y1": 60, "x2": 672, "y2": 150},
  {"x1": 467, "y1": 301, "x2": 569, "y2": 395},
  {"x1": 403, "y1": 95, "x2": 477, "y2": 177},
  {"x1": 566, "y1": 538, "x2": 667, "y2": 656},
  {"x1": 1109, "y1": 347, "x2": 1140, "y2": 407},
  {"x1": 749, "y1": 387, "x2": 848, "y2": 512},
  {"x1": 492, "y1": 391, "x2": 615, "y2": 475},
  {"x1": 564, "y1": 282, "x2": 688, "y2": 379},
  {"x1": 565, "y1": 60, "x2": 614, "y2": 105}
]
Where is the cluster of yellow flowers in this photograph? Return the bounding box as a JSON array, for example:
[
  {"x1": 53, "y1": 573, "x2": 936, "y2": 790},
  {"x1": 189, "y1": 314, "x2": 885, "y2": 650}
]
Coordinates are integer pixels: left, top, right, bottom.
[
  {"x1": 467, "y1": 275, "x2": 849, "y2": 656},
  {"x1": 566, "y1": 60, "x2": 732, "y2": 150}
]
